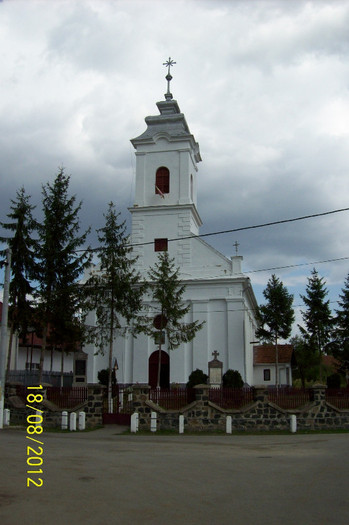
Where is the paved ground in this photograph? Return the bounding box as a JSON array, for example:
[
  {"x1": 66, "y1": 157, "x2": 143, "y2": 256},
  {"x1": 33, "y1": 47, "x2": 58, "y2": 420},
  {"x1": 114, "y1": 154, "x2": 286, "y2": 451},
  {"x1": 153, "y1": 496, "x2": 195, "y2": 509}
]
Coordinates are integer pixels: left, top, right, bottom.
[{"x1": 0, "y1": 426, "x2": 348, "y2": 525}]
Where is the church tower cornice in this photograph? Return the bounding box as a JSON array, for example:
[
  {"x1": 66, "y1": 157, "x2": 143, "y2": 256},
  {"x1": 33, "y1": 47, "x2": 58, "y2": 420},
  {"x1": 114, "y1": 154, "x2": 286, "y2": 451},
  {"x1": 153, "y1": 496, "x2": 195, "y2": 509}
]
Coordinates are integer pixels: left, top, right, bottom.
[
  {"x1": 131, "y1": 58, "x2": 201, "y2": 163},
  {"x1": 131, "y1": 100, "x2": 202, "y2": 164}
]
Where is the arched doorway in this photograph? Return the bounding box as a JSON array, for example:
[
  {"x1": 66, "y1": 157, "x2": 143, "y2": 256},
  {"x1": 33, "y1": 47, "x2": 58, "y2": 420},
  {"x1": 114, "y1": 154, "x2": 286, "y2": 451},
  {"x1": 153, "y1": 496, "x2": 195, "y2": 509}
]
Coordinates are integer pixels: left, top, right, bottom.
[{"x1": 148, "y1": 350, "x2": 170, "y2": 389}]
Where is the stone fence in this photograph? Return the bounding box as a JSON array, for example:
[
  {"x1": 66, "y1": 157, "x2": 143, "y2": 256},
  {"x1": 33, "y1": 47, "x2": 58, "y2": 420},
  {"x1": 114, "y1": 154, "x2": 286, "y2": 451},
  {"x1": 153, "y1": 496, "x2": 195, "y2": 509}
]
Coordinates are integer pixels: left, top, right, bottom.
[
  {"x1": 5, "y1": 383, "x2": 349, "y2": 432},
  {"x1": 132, "y1": 384, "x2": 349, "y2": 432},
  {"x1": 5, "y1": 384, "x2": 105, "y2": 429}
]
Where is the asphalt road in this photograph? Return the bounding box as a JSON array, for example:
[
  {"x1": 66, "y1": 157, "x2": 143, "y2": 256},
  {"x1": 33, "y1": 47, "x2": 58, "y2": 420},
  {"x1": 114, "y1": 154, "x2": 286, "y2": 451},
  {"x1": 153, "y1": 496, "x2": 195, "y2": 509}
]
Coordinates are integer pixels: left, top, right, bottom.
[{"x1": 1, "y1": 426, "x2": 348, "y2": 525}]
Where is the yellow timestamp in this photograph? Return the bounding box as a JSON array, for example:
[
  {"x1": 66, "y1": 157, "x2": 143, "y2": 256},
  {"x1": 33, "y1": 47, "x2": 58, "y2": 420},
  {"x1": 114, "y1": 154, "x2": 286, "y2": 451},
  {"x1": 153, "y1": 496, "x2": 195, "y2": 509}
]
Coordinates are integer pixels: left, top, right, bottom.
[{"x1": 26, "y1": 385, "x2": 44, "y2": 487}]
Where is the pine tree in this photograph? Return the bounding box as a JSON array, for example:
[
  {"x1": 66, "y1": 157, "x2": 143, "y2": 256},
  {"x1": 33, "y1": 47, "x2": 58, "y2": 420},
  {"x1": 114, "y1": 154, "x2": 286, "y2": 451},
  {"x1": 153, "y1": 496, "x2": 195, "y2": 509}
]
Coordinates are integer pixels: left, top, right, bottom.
[
  {"x1": 35, "y1": 168, "x2": 91, "y2": 384},
  {"x1": 290, "y1": 335, "x2": 320, "y2": 389},
  {"x1": 84, "y1": 202, "x2": 145, "y2": 411},
  {"x1": 299, "y1": 268, "x2": 333, "y2": 383},
  {"x1": 0, "y1": 187, "x2": 37, "y2": 381},
  {"x1": 139, "y1": 251, "x2": 204, "y2": 388},
  {"x1": 256, "y1": 274, "x2": 295, "y2": 388},
  {"x1": 333, "y1": 273, "x2": 349, "y2": 384}
]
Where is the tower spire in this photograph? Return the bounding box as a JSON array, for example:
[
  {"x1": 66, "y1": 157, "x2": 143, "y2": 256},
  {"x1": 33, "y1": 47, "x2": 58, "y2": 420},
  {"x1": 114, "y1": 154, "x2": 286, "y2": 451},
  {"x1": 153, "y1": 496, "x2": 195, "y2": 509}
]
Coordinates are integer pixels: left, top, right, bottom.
[{"x1": 163, "y1": 57, "x2": 176, "y2": 101}]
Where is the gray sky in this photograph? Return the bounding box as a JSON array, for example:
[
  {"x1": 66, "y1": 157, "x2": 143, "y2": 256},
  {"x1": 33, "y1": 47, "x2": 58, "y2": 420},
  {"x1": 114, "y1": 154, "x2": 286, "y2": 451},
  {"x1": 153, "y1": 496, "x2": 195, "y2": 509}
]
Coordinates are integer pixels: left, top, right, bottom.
[{"x1": 1, "y1": 0, "x2": 349, "y2": 332}]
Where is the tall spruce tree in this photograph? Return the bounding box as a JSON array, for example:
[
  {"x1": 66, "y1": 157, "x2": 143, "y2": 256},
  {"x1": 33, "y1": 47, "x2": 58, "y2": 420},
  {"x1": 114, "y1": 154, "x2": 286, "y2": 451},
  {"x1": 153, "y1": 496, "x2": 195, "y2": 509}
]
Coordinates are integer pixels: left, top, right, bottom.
[
  {"x1": 84, "y1": 202, "x2": 145, "y2": 412},
  {"x1": 0, "y1": 187, "x2": 37, "y2": 381},
  {"x1": 139, "y1": 251, "x2": 204, "y2": 388},
  {"x1": 290, "y1": 335, "x2": 320, "y2": 388},
  {"x1": 256, "y1": 274, "x2": 295, "y2": 388},
  {"x1": 333, "y1": 273, "x2": 349, "y2": 384},
  {"x1": 35, "y1": 168, "x2": 91, "y2": 384},
  {"x1": 299, "y1": 268, "x2": 333, "y2": 383}
]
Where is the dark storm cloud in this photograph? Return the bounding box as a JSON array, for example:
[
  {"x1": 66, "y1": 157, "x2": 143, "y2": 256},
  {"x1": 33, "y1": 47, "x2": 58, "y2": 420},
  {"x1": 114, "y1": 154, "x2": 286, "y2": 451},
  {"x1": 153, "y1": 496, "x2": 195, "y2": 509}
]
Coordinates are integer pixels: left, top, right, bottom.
[{"x1": 1, "y1": 0, "x2": 349, "y2": 311}]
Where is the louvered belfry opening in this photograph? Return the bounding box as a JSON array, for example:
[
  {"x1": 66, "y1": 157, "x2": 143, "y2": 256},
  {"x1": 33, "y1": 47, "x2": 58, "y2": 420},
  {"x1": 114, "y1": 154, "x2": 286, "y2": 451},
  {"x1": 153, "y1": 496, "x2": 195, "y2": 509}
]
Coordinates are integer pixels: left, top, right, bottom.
[{"x1": 155, "y1": 166, "x2": 170, "y2": 194}]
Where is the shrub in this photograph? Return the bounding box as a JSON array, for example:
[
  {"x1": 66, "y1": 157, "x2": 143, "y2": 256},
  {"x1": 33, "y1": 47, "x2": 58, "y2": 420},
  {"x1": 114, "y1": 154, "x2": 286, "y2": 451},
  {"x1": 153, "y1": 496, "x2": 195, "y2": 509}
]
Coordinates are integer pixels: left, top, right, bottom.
[
  {"x1": 187, "y1": 369, "x2": 208, "y2": 388},
  {"x1": 97, "y1": 368, "x2": 116, "y2": 386},
  {"x1": 222, "y1": 369, "x2": 244, "y2": 388},
  {"x1": 327, "y1": 373, "x2": 341, "y2": 389}
]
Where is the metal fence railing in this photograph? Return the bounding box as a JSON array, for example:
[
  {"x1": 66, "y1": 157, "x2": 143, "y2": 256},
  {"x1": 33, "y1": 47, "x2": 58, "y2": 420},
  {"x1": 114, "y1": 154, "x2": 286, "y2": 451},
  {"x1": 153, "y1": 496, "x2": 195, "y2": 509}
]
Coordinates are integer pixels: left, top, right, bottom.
[
  {"x1": 326, "y1": 388, "x2": 349, "y2": 409},
  {"x1": 45, "y1": 387, "x2": 88, "y2": 408},
  {"x1": 268, "y1": 387, "x2": 312, "y2": 409},
  {"x1": 14, "y1": 385, "x2": 88, "y2": 409},
  {"x1": 150, "y1": 387, "x2": 196, "y2": 410},
  {"x1": 102, "y1": 384, "x2": 134, "y2": 414},
  {"x1": 209, "y1": 387, "x2": 255, "y2": 409}
]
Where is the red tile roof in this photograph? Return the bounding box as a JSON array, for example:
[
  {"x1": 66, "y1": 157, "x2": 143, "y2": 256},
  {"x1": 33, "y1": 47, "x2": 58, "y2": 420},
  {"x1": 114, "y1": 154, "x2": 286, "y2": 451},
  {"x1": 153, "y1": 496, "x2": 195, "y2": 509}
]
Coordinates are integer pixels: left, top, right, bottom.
[
  {"x1": 322, "y1": 354, "x2": 340, "y2": 370},
  {"x1": 254, "y1": 344, "x2": 294, "y2": 365}
]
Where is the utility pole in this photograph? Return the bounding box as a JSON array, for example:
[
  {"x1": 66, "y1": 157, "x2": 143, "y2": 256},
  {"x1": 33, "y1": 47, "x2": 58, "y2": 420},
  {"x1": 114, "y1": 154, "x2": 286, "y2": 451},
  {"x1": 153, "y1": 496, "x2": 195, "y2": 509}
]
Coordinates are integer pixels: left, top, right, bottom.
[{"x1": 0, "y1": 248, "x2": 11, "y2": 429}]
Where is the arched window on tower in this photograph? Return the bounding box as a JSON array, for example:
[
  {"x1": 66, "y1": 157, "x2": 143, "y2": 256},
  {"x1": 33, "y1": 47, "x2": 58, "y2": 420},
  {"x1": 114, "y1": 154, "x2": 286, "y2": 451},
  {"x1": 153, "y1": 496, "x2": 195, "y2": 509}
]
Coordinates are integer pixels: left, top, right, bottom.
[{"x1": 155, "y1": 167, "x2": 170, "y2": 195}]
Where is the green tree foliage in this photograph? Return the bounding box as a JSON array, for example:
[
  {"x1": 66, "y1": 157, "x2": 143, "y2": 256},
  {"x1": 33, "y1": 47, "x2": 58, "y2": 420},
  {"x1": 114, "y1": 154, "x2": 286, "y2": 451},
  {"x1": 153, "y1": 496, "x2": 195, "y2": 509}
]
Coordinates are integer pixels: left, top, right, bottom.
[
  {"x1": 85, "y1": 202, "x2": 145, "y2": 411},
  {"x1": 0, "y1": 187, "x2": 37, "y2": 381},
  {"x1": 187, "y1": 368, "x2": 208, "y2": 388},
  {"x1": 290, "y1": 335, "x2": 320, "y2": 388},
  {"x1": 35, "y1": 168, "x2": 91, "y2": 384},
  {"x1": 332, "y1": 273, "x2": 349, "y2": 383},
  {"x1": 139, "y1": 251, "x2": 204, "y2": 387},
  {"x1": 222, "y1": 369, "x2": 244, "y2": 388},
  {"x1": 299, "y1": 268, "x2": 333, "y2": 382},
  {"x1": 144, "y1": 252, "x2": 204, "y2": 349},
  {"x1": 256, "y1": 274, "x2": 294, "y2": 387}
]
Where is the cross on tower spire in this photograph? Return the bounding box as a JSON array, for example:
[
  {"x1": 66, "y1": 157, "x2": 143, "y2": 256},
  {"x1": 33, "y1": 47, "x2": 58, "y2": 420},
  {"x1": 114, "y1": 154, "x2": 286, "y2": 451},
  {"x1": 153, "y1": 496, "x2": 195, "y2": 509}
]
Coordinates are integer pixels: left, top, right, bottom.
[{"x1": 163, "y1": 57, "x2": 176, "y2": 101}]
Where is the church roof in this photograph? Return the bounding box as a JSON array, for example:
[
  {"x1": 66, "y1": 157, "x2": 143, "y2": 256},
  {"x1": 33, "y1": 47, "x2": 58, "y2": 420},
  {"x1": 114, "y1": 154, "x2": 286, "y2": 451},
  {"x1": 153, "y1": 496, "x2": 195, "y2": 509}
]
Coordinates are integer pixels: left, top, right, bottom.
[{"x1": 253, "y1": 345, "x2": 294, "y2": 365}]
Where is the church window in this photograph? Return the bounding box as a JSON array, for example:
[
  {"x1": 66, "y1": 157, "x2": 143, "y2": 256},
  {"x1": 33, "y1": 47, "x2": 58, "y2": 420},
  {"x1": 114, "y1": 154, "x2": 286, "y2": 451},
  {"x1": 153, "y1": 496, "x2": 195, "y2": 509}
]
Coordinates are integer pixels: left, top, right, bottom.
[
  {"x1": 264, "y1": 369, "x2": 271, "y2": 382},
  {"x1": 154, "y1": 238, "x2": 168, "y2": 252},
  {"x1": 156, "y1": 167, "x2": 170, "y2": 195}
]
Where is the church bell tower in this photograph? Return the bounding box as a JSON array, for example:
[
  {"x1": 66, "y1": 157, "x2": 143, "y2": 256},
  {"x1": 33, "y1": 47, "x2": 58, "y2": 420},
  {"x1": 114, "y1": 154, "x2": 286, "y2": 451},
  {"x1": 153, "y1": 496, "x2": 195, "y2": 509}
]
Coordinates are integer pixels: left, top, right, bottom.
[{"x1": 129, "y1": 58, "x2": 203, "y2": 273}]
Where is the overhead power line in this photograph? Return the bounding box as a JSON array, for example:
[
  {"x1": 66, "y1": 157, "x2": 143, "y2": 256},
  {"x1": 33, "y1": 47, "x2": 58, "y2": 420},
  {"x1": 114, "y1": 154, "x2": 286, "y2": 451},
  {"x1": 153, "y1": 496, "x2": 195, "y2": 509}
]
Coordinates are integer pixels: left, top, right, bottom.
[
  {"x1": 129, "y1": 206, "x2": 349, "y2": 248},
  {"x1": 246, "y1": 256, "x2": 349, "y2": 274},
  {"x1": 62, "y1": 206, "x2": 349, "y2": 253}
]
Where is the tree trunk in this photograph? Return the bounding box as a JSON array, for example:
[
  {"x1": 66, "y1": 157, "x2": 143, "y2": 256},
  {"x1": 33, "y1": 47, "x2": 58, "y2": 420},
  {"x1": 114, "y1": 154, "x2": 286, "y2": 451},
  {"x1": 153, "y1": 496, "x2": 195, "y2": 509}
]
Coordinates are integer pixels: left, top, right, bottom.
[
  {"x1": 156, "y1": 311, "x2": 164, "y2": 389},
  {"x1": 60, "y1": 347, "x2": 64, "y2": 388},
  {"x1": 5, "y1": 323, "x2": 14, "y2": 384},
  {"x1": 107, "y1": 299, "x2": 114, "y2": 414},
  {"x1": 38, "y1": 323, "x2": 48, "y2": 385},
  {"x1": 318, "y1": 331, "x2": 323, "y2": 384},
  {"x1": 108, "y1": 339, "x2": 113, "y2": 414},
  {"x1": 275, "y1": 334, "x2": 279, "y2": 391}
]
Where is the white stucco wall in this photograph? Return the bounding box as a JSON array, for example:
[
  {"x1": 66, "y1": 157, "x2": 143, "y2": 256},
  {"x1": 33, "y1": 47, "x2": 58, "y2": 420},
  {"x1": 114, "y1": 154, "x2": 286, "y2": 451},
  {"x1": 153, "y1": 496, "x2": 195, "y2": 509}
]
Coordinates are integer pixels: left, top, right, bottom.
[
  {"x1": 253, "y1": 364, "x2": 292, "y2": 386},
  {"x1": 83, "y1": 95, "x2": 259, "y2": 386}
]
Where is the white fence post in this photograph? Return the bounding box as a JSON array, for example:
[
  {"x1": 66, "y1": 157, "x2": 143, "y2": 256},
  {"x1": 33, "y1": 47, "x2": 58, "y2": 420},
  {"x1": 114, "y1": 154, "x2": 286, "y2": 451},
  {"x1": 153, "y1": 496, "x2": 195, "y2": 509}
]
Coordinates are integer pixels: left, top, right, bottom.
[
  {"x1": 69, "y1": 412, "x2": 77, "y2": 431},
  {"x1": 179, "y1": 414, "x2": 184, "y2": 434},
  {"x1": 35, "y1": 410, "x2": 42, "y2": 428},
  {"x1": 131, "y1": 412, "x2": 139, "y2": 433},
  {"x1": 4, "y1": 408, "x2": 10, "y2": 426},
  {"x1": 151, "y1": 411, "x2": 157, "y2": 432},
  {"x1": 61, "y1": 411, "x2": 68, "y2": 430},
  {"x1": 290, "y1": 414, "x2": 297, "y2": 433},
  {"x1": 226, "y1": 415, "x2": 232, "y2": 434},
  {"x1": 78, "y1": 411, "x2": 86, "y2": 431}
]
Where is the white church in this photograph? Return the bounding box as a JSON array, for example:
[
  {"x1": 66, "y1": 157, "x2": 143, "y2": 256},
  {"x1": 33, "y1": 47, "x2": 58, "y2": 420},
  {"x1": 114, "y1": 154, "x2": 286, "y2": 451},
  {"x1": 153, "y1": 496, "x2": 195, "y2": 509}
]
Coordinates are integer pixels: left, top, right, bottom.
[{"x1": 84, "y1": 63, "x2": 260, "y2": 388}]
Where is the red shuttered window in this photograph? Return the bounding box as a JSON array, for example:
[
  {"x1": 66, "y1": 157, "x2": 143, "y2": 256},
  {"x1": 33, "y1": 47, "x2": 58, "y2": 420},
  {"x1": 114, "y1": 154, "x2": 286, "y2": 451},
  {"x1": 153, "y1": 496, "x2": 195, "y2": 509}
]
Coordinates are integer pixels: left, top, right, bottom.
[
  {"x1": 154, "y1": 238, "x2": 168, "y2": 252},
  {"x1": 155, "y1": 167, "x2": 170, "y2": 195}
]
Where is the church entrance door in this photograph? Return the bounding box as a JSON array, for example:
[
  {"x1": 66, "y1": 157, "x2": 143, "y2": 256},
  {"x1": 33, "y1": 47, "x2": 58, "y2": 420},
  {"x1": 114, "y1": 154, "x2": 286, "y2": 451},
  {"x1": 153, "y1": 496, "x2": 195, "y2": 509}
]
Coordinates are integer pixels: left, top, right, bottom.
[{"x1": 148, "y1": 350, "x2": 170, "y2": 389}]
